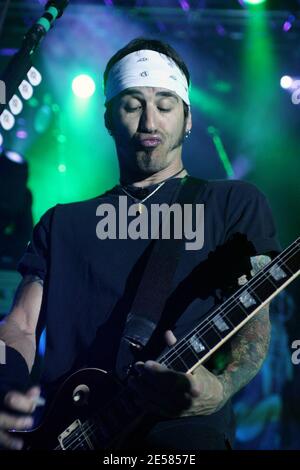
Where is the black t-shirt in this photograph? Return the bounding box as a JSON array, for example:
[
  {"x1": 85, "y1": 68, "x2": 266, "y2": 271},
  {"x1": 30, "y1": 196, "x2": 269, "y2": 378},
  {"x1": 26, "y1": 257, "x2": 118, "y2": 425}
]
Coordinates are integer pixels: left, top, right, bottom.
[{"x1": 18, "y1": 177, "x2": 281, "y2": 447}]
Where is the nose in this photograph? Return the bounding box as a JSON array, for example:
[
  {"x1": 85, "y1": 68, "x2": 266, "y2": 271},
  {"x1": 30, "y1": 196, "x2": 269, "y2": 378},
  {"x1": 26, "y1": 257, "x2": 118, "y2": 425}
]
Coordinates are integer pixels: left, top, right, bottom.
[{"x1": 138, "y1": 104, "x2": 157, "y2": 133}]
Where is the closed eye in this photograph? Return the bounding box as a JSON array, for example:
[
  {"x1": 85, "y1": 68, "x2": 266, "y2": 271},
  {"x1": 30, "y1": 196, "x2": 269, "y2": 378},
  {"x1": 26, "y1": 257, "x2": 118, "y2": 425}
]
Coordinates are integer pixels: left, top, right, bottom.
[
  {"x1": 125, "y1": 106, "x2": 172, "y2": 113},
  {"x1": 125, "y1": 106, "x2": 141, "y2": 113}
]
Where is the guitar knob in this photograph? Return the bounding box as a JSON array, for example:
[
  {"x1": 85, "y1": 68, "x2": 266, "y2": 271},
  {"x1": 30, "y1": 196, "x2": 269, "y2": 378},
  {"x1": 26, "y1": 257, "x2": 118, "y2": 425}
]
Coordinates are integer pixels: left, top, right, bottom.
[{"x1": 72, "y1": 384, "x2": 90, "y2": 405}]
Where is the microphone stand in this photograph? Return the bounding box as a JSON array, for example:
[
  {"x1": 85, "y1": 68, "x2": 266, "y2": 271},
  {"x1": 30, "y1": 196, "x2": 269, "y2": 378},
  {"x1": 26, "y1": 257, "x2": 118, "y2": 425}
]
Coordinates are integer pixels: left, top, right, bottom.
[{"x1": 0, "y1": 0, "x2": 69, "y2": 116}]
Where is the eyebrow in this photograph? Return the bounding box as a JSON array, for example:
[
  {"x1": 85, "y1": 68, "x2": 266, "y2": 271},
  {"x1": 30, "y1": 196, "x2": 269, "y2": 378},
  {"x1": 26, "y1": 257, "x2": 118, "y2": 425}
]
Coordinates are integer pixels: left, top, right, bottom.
[{"x1": 120, "y1": 89, "x2": 179, "y2": 102}]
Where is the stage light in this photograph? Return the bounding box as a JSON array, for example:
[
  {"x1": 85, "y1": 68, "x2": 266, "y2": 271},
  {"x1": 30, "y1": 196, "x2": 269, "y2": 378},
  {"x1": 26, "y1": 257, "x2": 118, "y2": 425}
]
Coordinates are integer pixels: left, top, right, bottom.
[
  {"x1": 0, "y1": 132, "x2": 3, "y2": 147},
  {"x1": 18, "y1": 80, "x2": 33, "y2": 100},
  {"x1": 241, "y1": 0, "x2": 266, "y2": 5},
  {"x1": 283, "y1": 15, "x2": 295, "y2": 33},
  {"x1": 179, "y1": 0, "x2": 190, "y2": 11},
  {"x1": 9, "y1": 95, "x2": 23, "y2": 115},
  {"x1": 5, "y1": 150, "x2": 24, "y2": 164},
  {"x1": 16, "y1": 130, "x2": 28, "y2": 140},
  {"x1": 283, "y1": 21, "x2": 292, "y2": 32},
  {"x1": 58, "y1": 163, "x2": 66, "y2": 172},
  {"x1": 27, "y1": 66, "x2": 42, "y2": 87},
  {"x1": 72, "y1": 74, "x2": 96, "y2": 99},
  {"x1": 280, "y1": 75, "x2": 293, "y2": 89},
  {"x1": 0, "y1": 109, "x2": 15, "y2": 130}
]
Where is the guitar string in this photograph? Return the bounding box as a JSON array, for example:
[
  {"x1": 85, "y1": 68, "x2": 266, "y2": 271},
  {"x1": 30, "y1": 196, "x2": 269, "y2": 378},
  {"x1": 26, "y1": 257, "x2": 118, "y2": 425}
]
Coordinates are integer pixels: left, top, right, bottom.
[
  {"x1": 159, "y1": 241, "x2": 299, "y2": 366},
  {"x1": 61, "y1": 241, "x2": 299, "y2": 449}
]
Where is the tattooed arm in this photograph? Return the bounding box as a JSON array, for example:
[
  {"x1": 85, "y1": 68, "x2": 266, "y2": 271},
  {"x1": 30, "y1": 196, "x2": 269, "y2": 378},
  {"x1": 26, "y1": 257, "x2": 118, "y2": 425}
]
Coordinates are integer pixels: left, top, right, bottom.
[
  {"x1": 180, "y1": 255, "x2": 272, "y2": 416},
  {"x1": 0, "y1": 275, "x2": 43, "y2": 371},
  {"x1": 216, "y1": 255, "x2": 272, "y2": 406}
]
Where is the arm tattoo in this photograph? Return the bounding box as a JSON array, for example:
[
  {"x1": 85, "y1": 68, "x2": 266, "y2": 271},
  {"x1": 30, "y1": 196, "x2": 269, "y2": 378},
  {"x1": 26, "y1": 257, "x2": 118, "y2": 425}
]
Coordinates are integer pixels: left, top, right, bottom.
[
  {"x1": 12, "y1": 275, "x2": 44, "y2": 309},
  {"x1": 218, "y1": 255, "x2": 272, "y2": 405}
]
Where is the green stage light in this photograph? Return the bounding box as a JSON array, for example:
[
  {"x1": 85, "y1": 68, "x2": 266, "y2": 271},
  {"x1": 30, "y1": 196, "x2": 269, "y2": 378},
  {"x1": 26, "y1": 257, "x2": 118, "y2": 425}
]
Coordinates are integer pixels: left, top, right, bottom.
[
  {"x1": 72, "y1": 74, "x2": 96, "y2": 99},
  {"x1": 243, "y1": 0, "x2": 266, "y2": 5},
  {"x1": 58, "y1": 164, "x2": 66, "y2": 173}
]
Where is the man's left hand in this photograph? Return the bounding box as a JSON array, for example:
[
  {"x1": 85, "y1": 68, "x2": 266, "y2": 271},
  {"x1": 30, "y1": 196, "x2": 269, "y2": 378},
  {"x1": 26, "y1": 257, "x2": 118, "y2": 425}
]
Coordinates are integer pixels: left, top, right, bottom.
[{"x1": 128, "y1": 330, "x2": 225, "y2": 418}]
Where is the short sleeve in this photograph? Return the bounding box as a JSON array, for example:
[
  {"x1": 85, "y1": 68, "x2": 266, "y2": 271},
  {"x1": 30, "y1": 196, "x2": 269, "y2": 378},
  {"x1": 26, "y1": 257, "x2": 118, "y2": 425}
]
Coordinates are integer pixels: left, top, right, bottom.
[
  {"x1": 224, "y1": 182, "x2": 282, "y2": 257},
  {"x1": 17, "y1": 207, "x2": 54, "y2": 281}
]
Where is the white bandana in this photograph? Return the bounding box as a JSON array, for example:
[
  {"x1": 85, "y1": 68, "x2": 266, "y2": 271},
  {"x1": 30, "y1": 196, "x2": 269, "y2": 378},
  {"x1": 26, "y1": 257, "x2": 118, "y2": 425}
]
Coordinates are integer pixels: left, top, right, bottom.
[{"x1": 104, "y1": 49, "x2": 190, "y2": 106}]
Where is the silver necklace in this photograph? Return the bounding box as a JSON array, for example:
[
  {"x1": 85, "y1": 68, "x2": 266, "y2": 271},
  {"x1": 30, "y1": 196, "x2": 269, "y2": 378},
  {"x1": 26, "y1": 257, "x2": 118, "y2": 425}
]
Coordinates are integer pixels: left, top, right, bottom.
[
  {"x1": 120, "y1": 181, "x2": 166, "y2": 214},
  {"x1": 119, "y1": 168, "x2": 185, "y2": 214}
]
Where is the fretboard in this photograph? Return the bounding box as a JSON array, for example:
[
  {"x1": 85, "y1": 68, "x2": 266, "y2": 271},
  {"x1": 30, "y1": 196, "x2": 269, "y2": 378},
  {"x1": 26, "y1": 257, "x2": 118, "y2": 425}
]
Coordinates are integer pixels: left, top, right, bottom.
[{"x1": 158, "y1": 237, "x2": 300, "y2": 373}]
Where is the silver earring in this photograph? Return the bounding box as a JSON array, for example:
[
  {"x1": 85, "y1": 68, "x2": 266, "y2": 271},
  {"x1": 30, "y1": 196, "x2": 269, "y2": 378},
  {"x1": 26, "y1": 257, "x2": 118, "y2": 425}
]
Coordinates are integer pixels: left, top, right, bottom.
[{"x1": 185, "y1": 129, "x2": 191, "y2": 139}]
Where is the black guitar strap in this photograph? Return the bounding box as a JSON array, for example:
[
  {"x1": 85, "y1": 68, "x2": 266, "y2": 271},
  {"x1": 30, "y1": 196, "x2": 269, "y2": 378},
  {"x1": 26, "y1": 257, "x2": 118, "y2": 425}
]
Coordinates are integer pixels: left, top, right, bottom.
[{"x1": 116, "y1": 175, "x2": 208, "y2": 380}]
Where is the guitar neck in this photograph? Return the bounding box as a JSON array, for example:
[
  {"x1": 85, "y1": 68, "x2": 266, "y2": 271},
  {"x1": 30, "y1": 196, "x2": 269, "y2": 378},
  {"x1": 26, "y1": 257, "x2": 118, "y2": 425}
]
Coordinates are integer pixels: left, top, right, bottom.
[{"x1": 158, "y1": 237, "x2": 300, "y2": 373}]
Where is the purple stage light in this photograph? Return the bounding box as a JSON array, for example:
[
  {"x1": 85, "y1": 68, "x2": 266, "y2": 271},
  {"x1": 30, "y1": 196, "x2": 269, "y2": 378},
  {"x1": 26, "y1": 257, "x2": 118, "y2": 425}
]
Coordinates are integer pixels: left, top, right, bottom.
[
  {"x1": 283, "y1": 15, "x2": 295, "y2": 32},
  {"x1": 179, "y1": 0, "x2": 190, "y2": 12},
  {"x1": 283, "y1": 21, "x2": 292, "y2": 32},
  {"x1": 16, "y1": 130, "x2": 28, "y2": 140},
  {"x1": 216, "y1": 24, "x2": 226, "y2": 36}
]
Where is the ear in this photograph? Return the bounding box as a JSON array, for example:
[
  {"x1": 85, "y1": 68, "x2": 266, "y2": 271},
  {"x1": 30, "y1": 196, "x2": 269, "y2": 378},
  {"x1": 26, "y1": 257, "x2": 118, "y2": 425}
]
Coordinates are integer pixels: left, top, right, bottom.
[{"x1": 185, "y1": 108, "x2": 192, "y2": 134}]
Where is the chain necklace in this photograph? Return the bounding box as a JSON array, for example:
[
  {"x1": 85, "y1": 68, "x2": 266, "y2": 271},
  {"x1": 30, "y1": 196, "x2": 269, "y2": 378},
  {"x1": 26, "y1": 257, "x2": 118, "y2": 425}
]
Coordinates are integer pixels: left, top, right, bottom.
[{"x1": 119, "y1": 167, "x2": 186, "y2": 214}]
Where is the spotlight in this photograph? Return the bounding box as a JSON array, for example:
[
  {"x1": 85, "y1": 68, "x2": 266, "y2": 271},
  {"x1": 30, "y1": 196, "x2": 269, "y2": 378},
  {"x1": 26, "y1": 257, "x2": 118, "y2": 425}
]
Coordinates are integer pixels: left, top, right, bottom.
[
  {"x1": 5, "y1": 150, "x2": 25, "y2": 164},
  {"x1": 9, "y1": 95, "x2": 23, "y2": 115},
  {"x1": 16, "y1": 130, "x2": 28, "y2": 140},
  {"x1": 179, "y1": 0, "x2": 190, "y2": 11},
  {"x1": 240, "y1": 0, "x2": 266, "y2": 5},
  {"x1": 280, "y1": 75, "x2": 293, "y2": 89},
  {"x1": 58, "y1": 163, "x2": 66, "y2": 172},
  {"x1": 72, "y1": 74, "x2": 96, "y2": 99},
  {"x1": 18, "y1": 80, "x2": 33, "y2": 100},
  {"x1": 27, "y1": 66, "x2": 42, "y2": 87},
  {"x1": 0, "y1": 109, "x2": 15, "y2": 130}
]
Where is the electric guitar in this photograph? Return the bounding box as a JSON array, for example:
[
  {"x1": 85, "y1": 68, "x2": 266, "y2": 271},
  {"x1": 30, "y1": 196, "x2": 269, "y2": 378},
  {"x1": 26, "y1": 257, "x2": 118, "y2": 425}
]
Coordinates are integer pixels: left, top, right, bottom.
[{"x1": 11, "y1": 238, "x2": 300, "y2": 449}]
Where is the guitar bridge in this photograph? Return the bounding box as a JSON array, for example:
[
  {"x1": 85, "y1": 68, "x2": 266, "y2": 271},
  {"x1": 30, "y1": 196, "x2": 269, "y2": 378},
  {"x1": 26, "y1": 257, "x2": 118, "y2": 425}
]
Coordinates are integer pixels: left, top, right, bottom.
[{"x1": 58, "y1": 419, "x2": 93, "y2": 450}]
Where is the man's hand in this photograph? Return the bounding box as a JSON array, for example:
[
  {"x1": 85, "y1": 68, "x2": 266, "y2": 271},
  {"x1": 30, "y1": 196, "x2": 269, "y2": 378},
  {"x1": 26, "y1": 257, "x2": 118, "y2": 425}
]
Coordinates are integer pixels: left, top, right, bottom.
[
  {"x1": 128, "y1": 330, "x2": 224, "y2": 418},
  {"x1": 128, "y1": 360, "x2": 201, "y2": 418},
  {"x1": 180, "y1": 364, "x2": 224, "y2": 416},
  {"x1": 0, "y1": 386, "x2": 41, "y2": 450}
]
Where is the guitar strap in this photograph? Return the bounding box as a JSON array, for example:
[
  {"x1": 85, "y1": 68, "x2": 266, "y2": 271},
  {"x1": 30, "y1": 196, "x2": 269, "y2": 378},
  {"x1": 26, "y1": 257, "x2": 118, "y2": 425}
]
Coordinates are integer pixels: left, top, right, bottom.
[{"x1": 115, "y1": 175, "x2": 208, "y2": 380}]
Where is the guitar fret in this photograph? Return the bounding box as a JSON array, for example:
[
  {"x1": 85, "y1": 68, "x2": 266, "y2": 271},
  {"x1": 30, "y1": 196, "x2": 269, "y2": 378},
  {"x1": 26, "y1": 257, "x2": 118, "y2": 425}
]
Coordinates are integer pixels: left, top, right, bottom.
[
  {"x1": 210, "y1": 312, "x2": 232, "y2": 338},
  {"x1": 184, "y1": 331, "x2": 208, "y2": 361},
  {"x1": 168, "y1": 353, "x2": 190, "y2": 372},
  {"x1": 179, "y1": 339, "x2": 203, "y2": 369},
  {"x1": 279, "y1": 249, "x2": 300, "y2": 275},
  {"x1": 200, "y1": 324, "x2": 222, "y2": 350},
  {"x1": 183, "y1": 337, "x2": 201, "y2": 361},
  {"x1": 224, "y1": 299, "x2": 249, "y2": 327}
]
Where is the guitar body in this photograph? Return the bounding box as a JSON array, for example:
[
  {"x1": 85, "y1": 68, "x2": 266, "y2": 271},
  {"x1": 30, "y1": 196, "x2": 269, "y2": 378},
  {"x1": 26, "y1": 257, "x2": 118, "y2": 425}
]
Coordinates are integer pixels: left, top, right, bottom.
[{"x1": 12, "y1": 368, "x2": 123, "y2": 450}]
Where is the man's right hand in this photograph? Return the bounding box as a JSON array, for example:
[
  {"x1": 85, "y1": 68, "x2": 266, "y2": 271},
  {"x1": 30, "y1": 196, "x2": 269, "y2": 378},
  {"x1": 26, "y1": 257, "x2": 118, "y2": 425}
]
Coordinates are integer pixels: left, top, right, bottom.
[{"x1": 0, "y1": 386, "x2": 41, "y2": 450}]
